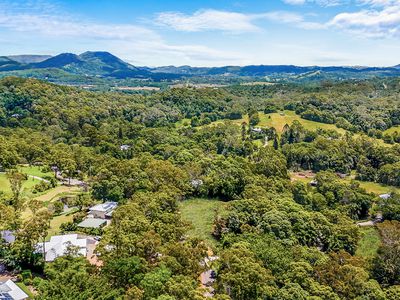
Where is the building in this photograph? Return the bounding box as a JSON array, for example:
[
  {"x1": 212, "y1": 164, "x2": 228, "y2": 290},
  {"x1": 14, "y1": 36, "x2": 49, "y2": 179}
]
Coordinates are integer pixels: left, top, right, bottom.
[
  {"x1": 77, "y1": 202, "x2": 118, "y2": 229},
  {"x1": 0, "y1": 279, "x2": 28, "y2": 300},
  {"x1": 251, "y1": 127, "x2": 263, "y2": 133},
  {"x1": 120, "y1": 144, "x2": 131, "y2": 151},
  {"x1": 77, "y1": 218, "x2": 107, "y2": 229},
  {"x1": 88, "y1": 202, "x2": 118, "y2": 219},
  {"x1": 0, "y1": 231, "x2": 15, "y2": 244},
  {"x1": 36, "y1": 234, "x2": 88, "y2": 262}
]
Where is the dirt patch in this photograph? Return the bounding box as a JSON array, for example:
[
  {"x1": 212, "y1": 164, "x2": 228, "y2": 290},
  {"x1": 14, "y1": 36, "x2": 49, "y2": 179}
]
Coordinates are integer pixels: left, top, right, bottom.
[{"x1": 290, "y1": 171, "x2": 316, "y2": 182}]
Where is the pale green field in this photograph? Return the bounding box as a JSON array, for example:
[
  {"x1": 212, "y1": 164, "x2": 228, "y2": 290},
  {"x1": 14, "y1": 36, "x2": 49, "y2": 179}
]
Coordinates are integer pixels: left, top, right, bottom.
[
  {"x1": 179, "y1": 198, "x2": 228, "y2": 246},
  {"x1": 46, "y1": 213, "x2": 75, "y2": 239},
  {"x1": 0, "y1": 173, "x2": 41, "y2": 195},
  {"x1": 291, "y1": 172, "x2": 399, "y2": 195},
  {"x1": 258, "y1": 110, "x2": 347, "y2": 134},
  {"x1": 356, "y1": 227, "x2": 381, "y2": 258},
  {"x1": 384, "y1": 126, "x2": 400, "y2": 134},
  {"x1": 18, "y1": 165, "x2": 53, "y2": 178},
  {"x1": 356, "y1": 181, "x2": 400, "y2": 195},
  {"x1": 181, "y1": 110, "x2": 347, "y2": 135}
]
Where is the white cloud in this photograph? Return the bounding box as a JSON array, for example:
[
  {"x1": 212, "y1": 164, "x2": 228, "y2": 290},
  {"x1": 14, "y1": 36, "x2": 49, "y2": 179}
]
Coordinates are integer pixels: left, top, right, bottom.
[
  {"x1": 283, "y1": 0, "x2": 346, "y2": 6},
  {"x1": 328, "y1": 1, "x2": 400, "y2": 38},
  {"x1": 283, "y1": 0, "x2": 306, "y2": 5},
  {"x1": 156, "y1": 9, "x2": 325, "y2": 32},
  {"x1": 0, "y1": 1, "x2": 249, "y2": 66},
  {"x1": 155, "y1": 10, "x2": 259, "y2": 33}
]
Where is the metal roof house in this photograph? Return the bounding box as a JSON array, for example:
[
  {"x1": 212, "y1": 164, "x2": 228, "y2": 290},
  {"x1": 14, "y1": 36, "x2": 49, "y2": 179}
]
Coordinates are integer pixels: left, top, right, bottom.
[
  {"x1": 379, "y1": 193, "x2": 391, "y2": 200},
  {"x1": 36, "y1": 234, "x2": 88, "y2": 262},
  {"x1": 77, "y1": 218, "x2": 107, "y2": 229},
  {"x1": 0, "y1": 279, "x2": 28, "y2": 300},
  {"x1": 77, "y1": 202, "x2": 118, "y2": 229},
  {"x1": 0, "y1": 231, "x2": 15, "y2": 244},
  {"x1": 88, "y1": 202, "x2": 118, "y2": 219}
]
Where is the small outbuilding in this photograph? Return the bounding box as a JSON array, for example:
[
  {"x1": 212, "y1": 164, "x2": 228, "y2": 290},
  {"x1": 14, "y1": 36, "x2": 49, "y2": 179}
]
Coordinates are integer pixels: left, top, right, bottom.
[
  {"x1": 0, "y1": 279, "x2": 29, "y2": 300},
  {"x1": 77, "y1": 218, "x2": 107, "y2": 229},
  {"x1": 379, "y1": 193, "x2": 391, "y2": 200}
]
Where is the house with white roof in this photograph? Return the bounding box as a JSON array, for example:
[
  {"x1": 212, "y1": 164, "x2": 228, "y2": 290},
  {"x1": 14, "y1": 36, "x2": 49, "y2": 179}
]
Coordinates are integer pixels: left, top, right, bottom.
[
  {"x1": 0, "y1": 231, "x2": 15, "y2": 244},
  {"x1": 77, "y1": 202, "x2": 118, "y2": 229},
  {"x1": 89, "y1": 202, "x2": 118, "y2": 219},
  {"x1": 36, "y1": 234, "x2": 88, "y2": 262},
  {"x1": 0, "y1": 279, "x2": 28, "y2": 300},
  {"x1": 379, "y1": 193, "x2": 391, "y2": 200}
]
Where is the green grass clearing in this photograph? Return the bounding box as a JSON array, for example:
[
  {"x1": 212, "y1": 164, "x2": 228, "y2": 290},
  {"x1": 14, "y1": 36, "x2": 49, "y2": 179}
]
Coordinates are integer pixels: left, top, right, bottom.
[
  {"x1": 33, "y1": 185, "x2": 81, "y2": 202},
  {"x1": 384, "y1": 126, "x2": 400, "y2": 134},
  {"x1": 258, "y1": 110, "x2": 347, "y2": 134},
  {"x1": 290, "y1": 172, "x2": 399, "y2": 195},
  {"x1": 46, "y1": 213, "x2": 76, "y2": 239},
  {"x1": 179, "y1": 198, "x2": 228, "y2": 246},
  {"x1": 18, "y1": 165, "x2": 53, "y2": 178},
  {"x1": 189, "y1": 110, "x2": 347, "y2": 135},
  {"x1": 356, "y1": 226, "x2": 381, "y2": 258},
  {"x1": 0, "y1": 173, "x2": 41, "y2": 195},
  {"x1": 344, "y1": 178, "x2": 400, "y2": 195}
]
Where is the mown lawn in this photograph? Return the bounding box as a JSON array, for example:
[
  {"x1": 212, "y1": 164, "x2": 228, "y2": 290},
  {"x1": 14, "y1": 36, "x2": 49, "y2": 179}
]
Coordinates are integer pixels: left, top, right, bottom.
[
  {"x1": 46, "y1": 213, "x2": 76, "y2": 239},
  {"x1": 0, "y1": 173, "x2": 41, "y2": 195},
  {"x1": 356, "y1": 181, "x2": 400, "y2": 195},
  {"x1": 179, "y1": 198, "x2": 228, "y2": 246},
  {"x1": 18, "y1": 165, "x2": 53, "y2": 178},
  {"x1": 356, "y1": 227, "x2": 381, "y2": 258},
  {"x1": 258, "y1": 110, "x2": 347, "y2": 134}
]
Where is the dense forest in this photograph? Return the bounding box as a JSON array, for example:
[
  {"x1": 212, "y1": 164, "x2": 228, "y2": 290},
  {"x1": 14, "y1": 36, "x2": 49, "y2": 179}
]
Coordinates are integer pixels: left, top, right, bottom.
[{"x1": 1, "y1": 76, "x2": 400, "y2": 299}]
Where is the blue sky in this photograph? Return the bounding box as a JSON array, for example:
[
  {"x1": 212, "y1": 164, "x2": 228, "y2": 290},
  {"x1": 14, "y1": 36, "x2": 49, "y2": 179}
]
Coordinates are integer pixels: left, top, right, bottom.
[{"x1": 0, "y1": 0, "x2": 400, "y2": 66}]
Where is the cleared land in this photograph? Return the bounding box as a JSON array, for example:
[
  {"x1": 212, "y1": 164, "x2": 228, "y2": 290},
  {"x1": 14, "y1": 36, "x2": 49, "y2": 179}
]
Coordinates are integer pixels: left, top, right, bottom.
[
  {"x1": 46, "y1": 213, "x2": 76, "y2": 239},
  {"x1": 0, "y1": 173, "x2": 41, "y2": 195},
  {"x1": 384, "y1": 125, "x2": 400, "y2": 134},
  {"x1": 258, "y1": 110, "x2": 347, "y2": 134},
  {"x1": 356, "y1": 227, "x2": 381, "y2": 258},
  {"x1": 179, "y1": 198, "x2": 228, "y2": 246},
  {"x1": 18, "y1": 165, "x2": 53, "y2": 178},
  {"x1": 290, "y1": 172, "x2": 399, "y2": 195},
  {"x1": 34, "y1": 185, "x2": 81, "y2": 202},
  {"x1": 179, "y1": 110, "x2": 348, "y2": 135}
]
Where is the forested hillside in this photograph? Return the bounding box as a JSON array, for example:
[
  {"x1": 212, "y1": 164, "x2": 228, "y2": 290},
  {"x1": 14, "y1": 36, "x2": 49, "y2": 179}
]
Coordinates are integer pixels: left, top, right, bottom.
[{"x1": 1, "y1": 77, "x2": 400, "y2": 299}]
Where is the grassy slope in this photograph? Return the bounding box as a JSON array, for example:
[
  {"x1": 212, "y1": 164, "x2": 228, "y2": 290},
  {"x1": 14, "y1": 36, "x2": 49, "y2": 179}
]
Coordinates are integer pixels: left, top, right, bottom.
[
  {"x1": 18, "y1": 165, "x2": 53, "y2": 178},
  {"x1": 291, "y1": 172, "x2": 399, "y2": 195},
  {"x1": 384, "y1": 126, "x2": 400, "y2": 134},
  {"x1": 352, "y1": 181, "x2": 400, "y2": 195},
  {"x1": 258, "y1": 110, "x2": 347, "y2": 134},
  {"x1": 179, "y1": 198, "x2": 228, "y2": 246},
  {"x1": 356, "y1": 227, "x2": 381, "y2": 258},
  {"x1": 0, "y1": 166, "x2": 52, "y2": 196},
  {"x1": 0, "y1": 173, "x2": 41, "y2": 195},
  {"x1": 46, "y1": 213, "x2": 75, "y2": 239},
  {"x1": 183, "y1": 110, "x2": 348, "y2": 135}
]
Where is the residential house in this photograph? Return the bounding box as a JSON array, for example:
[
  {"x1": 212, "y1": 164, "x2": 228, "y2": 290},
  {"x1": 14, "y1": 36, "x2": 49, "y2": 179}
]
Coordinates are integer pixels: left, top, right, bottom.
[
  {"x1": 379, "y1": 193, "x2": 391, "y2": 200},
  {"x1": 36, "y1": 234, "x2": 88, "y2": 262},
  {"x1": 88, "y1": 202, "x2": 118, "y2": 219},
  {"x1": 0, "y1": 279, "x2": 28, "y2": 300},
  {"x1": 0, "y1": 231, "x2": 15, "y2": 244},
  {"x1": 77, "y1": 202, "x2": 118, "y2": 229}
]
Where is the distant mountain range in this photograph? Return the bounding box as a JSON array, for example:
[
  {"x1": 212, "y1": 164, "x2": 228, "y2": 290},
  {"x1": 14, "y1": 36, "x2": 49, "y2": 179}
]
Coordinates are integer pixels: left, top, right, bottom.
[{"x1": 1, "y1": 51, "x2": 400, "y2": 82}]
